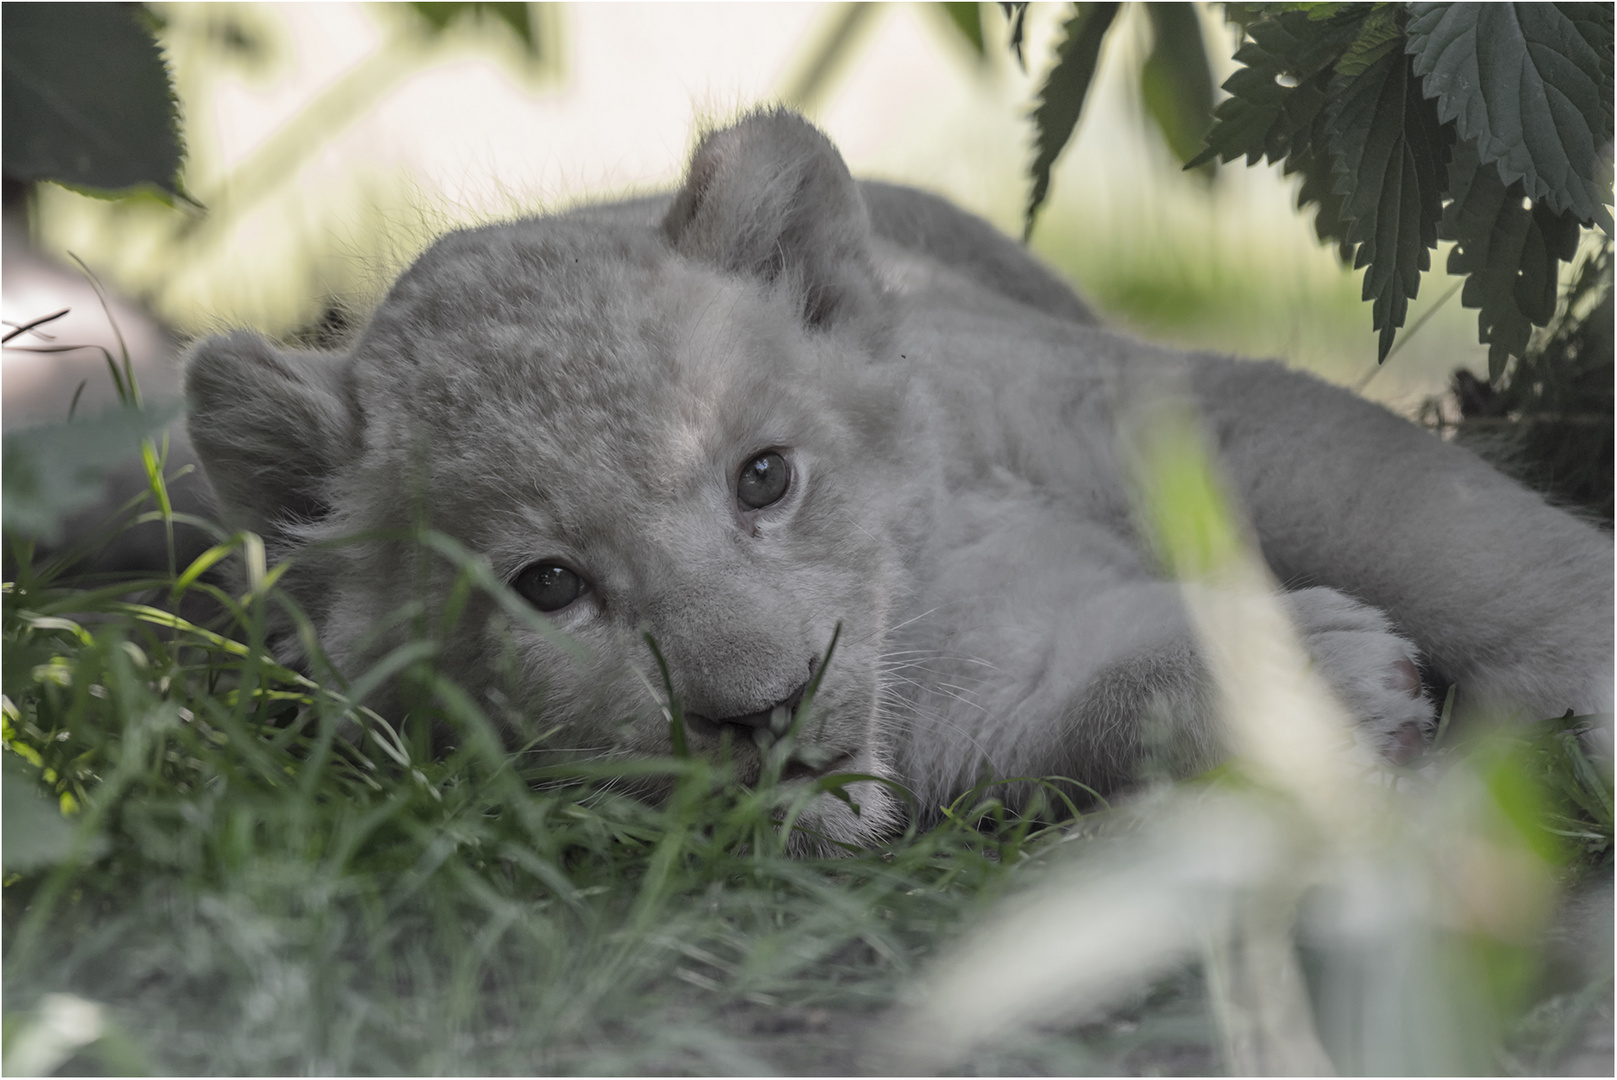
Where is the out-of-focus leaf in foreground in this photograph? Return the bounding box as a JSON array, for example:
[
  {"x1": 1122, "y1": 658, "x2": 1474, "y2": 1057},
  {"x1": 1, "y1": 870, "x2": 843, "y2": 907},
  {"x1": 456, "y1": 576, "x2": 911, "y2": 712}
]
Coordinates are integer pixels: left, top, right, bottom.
[
  {"x1": 3, "y1": 752, "x2": 76, "y2": 875},
  {"x1": 1140, "y1": 3, "x2": 1216, "y2": 174},
  {"x1": 886, "y1": 401, "x2": 1562, "y2": 1075},
  {"x1": 2, "y1": 403, "x2": 181, "y2": 544},
  {"x1": 939, "y1": 2, "x2": 987, "y2": 59},
  {"x1": 1, "y1": 4, "x2": 185, "y2": 199}
]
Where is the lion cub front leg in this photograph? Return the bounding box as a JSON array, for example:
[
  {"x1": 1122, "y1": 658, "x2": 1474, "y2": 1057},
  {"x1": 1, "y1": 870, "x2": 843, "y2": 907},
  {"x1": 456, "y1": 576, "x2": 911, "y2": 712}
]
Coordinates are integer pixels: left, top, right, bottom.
[
  {"x1": 1048, "y1": 584, "x2": 1435, "y2": 788},
  {"x1": 1278, "y1": 587, "x2": 1436, "y2": 764}
]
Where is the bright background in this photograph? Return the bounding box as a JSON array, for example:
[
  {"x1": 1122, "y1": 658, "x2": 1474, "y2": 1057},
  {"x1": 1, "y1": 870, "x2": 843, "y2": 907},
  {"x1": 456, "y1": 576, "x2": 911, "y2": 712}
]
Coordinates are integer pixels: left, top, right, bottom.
[{"x1": 14, "y1": 3, "x2": 1494, "y2": 417}]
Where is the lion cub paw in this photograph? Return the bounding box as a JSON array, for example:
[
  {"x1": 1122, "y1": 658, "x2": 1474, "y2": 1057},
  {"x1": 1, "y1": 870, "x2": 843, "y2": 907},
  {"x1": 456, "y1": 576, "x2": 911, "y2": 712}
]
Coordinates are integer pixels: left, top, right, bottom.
[{"x1": 1283, "y1": 587, "x2": 1435, "y2": 765}]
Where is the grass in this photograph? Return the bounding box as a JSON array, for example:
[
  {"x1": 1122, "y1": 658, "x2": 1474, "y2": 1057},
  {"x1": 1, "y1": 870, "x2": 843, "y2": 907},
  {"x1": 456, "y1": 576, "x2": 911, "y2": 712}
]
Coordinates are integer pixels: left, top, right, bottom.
[
  {"x1": 1, "y1": 496, "x2": 1094, "y2": 1074},
  {"x1": 1, "y1": 359, "x2": 1610, "y2": 1075}
]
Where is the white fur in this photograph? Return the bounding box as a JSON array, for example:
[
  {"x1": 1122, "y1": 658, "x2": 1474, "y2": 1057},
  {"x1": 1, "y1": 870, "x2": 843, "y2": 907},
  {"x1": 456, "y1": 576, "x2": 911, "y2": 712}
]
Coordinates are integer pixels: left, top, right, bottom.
[{"x1": 185, "y1": 111, "x2": 1613, "y2": 848}]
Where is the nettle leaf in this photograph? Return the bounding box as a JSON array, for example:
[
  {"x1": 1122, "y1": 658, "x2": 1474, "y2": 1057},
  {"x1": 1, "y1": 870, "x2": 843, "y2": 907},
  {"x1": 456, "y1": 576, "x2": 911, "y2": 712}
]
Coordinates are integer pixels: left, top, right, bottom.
[
  {"x1": 1443, "y1": 139, "x2": 1582, "y2": 378},
  {"x1": 1141, "y1": 3, "x2": 1216, "y2": 171},
  {"x1": 941, "y1": 3, "x2": 987, "y2": 59},
  {"x1": 1, "y1": 4, "x2": 184, "y2": 198},
  {"x1": 1561, "y1": 4, "x2": 1615, "y2": 129},
  {"x1": 1285, "y1": 71, "x2": 1357, "y2": 263},
  {"x1": 1335, "y1": 5, "x2": 1403, "y2": 76},
  {"x1": 1294, "y1": 151, "x2": 1357, "y2": 263},
  {"x1": 1025, "y1": 3, "x2": 1121, "y2": 237},
  {"x1": 1187, "y1": 8, "x2": 1366, "y2": 170},
  {"x1": 1326, "y1": 47, "x2": 1454, "y2": 360},
  {"x1": 1184, "y1": 7, "x2": 1366, "y2": 260},
  {"x1": 1406, "y1": 2, "x2": 1613, "y2": 231}
]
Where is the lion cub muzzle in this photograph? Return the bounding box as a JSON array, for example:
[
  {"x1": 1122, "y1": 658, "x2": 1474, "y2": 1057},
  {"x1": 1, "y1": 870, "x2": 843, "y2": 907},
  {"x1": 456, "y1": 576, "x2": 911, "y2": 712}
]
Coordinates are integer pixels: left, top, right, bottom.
[{"x1": 684, "y1": 678, "x2": 809, "y2": 739}]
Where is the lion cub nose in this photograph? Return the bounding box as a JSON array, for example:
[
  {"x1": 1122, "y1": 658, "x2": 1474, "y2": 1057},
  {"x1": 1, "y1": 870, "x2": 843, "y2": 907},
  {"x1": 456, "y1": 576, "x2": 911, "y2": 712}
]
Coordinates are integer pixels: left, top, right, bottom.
[{"x1": 688, "y1": 681, "x2": 809, "y2": 735}]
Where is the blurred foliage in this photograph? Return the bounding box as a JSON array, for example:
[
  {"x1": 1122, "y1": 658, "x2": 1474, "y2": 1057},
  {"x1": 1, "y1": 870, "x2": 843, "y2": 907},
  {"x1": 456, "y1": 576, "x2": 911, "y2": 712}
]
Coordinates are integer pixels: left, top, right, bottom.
[
  {"x1": 1425, "y1": 238, "x2": 1615, "y2": 524},
  {"x1": 940, "y1": 2, "x2": 988, "y2": 58},
  {"x1": 0, "y1": 403, "x2": 180, "y2": 545},
  {"x1": 890, "y1": 402, "x2": 1612, "y2": 1073},
  {"x1": 404, "y1": 2, "x2": 543, "y2": 60},
  {"x1": 1009, "y1": 2, "x2": 1614, "y2": 369},
  {"x1": 1, "y1": 4, "x2": 188, "y2": 202},
  {"x1": 1139, "y1": 3, "x2": 1217, "y2": 176},
  {"x1": 779, "y1": 4, "x2": 881, "y2": 112},
  {"x1": 6, "y1": 2, "x2": 558, "y2": 340}
]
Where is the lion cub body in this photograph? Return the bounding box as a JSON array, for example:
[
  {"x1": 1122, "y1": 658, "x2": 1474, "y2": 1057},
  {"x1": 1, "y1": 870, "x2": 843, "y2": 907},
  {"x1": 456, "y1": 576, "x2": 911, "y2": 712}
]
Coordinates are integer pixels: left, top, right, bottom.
[{"x1": 187, "y1": 112, "x2": 1613, "y2": 846}]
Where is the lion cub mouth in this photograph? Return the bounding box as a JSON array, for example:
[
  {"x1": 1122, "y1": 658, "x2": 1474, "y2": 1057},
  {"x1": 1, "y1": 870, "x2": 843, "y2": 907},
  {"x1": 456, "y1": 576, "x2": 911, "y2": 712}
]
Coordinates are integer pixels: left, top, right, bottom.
[{"x1": 678, "y1": 682, "x2": 857, "y2": 785}]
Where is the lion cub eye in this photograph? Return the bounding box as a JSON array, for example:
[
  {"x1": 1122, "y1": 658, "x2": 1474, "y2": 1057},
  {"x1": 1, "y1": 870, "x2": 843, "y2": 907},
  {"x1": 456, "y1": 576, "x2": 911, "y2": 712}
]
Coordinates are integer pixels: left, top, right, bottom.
[
  {"x1": 736, "y1": 451, "x2": 790, "y2": 510},
  {"x1": 513, "y1": 563, "x2": 585, "y2": 612}
]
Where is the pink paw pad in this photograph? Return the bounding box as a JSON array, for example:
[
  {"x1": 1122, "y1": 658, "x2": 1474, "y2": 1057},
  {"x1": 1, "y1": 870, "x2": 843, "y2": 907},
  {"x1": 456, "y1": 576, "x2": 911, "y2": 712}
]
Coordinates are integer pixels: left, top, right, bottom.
[
  {"x1": 1384, "y1": 657, "x2": 1421, "y2": 696},
  {"x1": 1386, "y1": 720, "x2": 1428, "y2": 764}
]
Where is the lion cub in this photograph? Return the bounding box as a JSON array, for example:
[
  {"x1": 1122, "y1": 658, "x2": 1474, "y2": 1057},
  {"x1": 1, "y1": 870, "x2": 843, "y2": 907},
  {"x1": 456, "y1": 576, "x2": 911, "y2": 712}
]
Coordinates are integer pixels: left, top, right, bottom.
[{"x1": 186, "y1": 110, "x2": 1612, "y2": 847}]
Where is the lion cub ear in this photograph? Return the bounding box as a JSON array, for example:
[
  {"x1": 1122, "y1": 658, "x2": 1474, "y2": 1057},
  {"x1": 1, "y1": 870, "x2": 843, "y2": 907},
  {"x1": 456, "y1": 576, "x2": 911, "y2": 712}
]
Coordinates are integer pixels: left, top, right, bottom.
[
  {"x1": 663, "y1": 108, "x2": 884, "y2": 333},
  {"x1": 184, "y1": 331, "x2": 358, "y2": 541}
]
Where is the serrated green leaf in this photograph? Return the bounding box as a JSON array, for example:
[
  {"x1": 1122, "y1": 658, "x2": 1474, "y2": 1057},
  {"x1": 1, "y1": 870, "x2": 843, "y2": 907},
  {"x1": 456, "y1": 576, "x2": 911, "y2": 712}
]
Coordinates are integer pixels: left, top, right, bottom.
[
  {"x1": 1267, "y1": 72, "x2": 1331, "y2": 166},
  {"x1": 1025, "y1": 3, "x2": 1121, "y2": 238},
  {"x1": 1443, "y1": 140, "x2": 1583, "y2": 377},
  {"x1": 941, "y1": 3, "x2": 987, "y2": 58},
  {"x1": 1288, "y1": 98, "x2": 1357, "y2": 263},
  {"x1": 1182, "y1": 8, "x2": 1374, "y2": 262},
  {"x1": 1141, "y1": 4, "x2": 1216, "y2": 170},
  {"x1": 1559, "y1": 3, "x2": 1614, "y2": 129},
  {"x1": 1406, "y1": 2, "x2": 1613, "y2": 230},
  {"x1": 1186, "y1": 8, "x2": 1366, "y2": 170},
  {"x1": 1325, "y1": 47, "x2": 1452, "y2": 360},
  {"x1": 1, "y1": 5, "x2": 184, "y2": 198},
  {"x1": 1335, "y1": 5, "x2": 1403, "y2": 76}
]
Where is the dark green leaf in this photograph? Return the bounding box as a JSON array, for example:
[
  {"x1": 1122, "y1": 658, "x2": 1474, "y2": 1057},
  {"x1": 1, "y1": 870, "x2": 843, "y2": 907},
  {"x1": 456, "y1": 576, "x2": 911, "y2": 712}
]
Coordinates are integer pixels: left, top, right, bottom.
[
  {"x1": 1406, "y1": 2, "x2": 1613, "y2": 230},
  {"x1": 1334, "y1": 5, "x2": 1403, "y2": 76},
  {"x1": 1221, "y1": 4, "x2": 1279, "y2": 32},
  {"x1": 2, "y1": 403, "x2": 182, "y2": 543},
  {"x1": 1326, "y1": 48, "x2": 1453, "y2": 360},
  {"x1": 1141, "y1": 4, "x2": 1216, "y2": 171},
  {"x1": 3, "y1": 754, "x2": 80, "y2": 874},
  {"x1": 1287, "y1": 88, "x2": 1357, "y2": 262},
  {"x1": 999, "y1": 2, "x2": 1030, "y2": 70},
  {"x1": 1443, "y1": 139, "x2": 1583, "y2": 377},
  {"x1": 1182, "y1": 8, "x2": 1375, "y2": 260},
  {"x1": 1, "y1": 4, "x2": 184, "y2": 198},
  {"x1": 941, "y1": 3, "x2": 986, "y2": 58},
  {"x1": 406, "y1": 2, "x2": 540, "y2": 59},
  {"x1": 1559, "y1": 3, "x2": 1615, "y2": 130},
  {"x1": 1025, "y1": 3, "x2": 1121, "y2": 238},
  {"x1": 0, "y1": 756, "x2": 102, "y2": 873},
  {"x1": 1186, "y1": 8, "x2": 1366, "y2": 170},
  {"x1": 1305, "y1": 3, "x2": 1355, "y2": 20}
]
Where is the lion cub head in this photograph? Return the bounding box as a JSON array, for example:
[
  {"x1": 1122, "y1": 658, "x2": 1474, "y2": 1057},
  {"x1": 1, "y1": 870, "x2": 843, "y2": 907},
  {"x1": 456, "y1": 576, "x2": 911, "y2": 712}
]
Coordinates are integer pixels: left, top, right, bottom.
[{"x1": 185, "y1": 111, "x2": 935, "y2": 847}]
